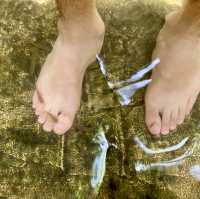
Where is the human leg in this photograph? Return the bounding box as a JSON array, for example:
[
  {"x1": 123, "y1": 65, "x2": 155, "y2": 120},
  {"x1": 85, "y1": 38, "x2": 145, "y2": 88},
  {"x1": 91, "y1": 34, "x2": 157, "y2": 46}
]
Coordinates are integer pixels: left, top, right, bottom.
[
  {"x1": 32, "y1": 0, "x2": 105, "y2": 135},
  {"x1": 145, "y1": 0, "x2": 200, "y2": 136}
]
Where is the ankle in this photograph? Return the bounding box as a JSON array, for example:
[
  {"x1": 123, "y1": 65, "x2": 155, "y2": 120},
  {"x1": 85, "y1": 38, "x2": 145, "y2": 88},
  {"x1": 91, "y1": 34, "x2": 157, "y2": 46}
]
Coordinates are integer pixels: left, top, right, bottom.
[
  {"x1": 57, "y1": 9, "x2": 105, "y2": 41},
  {"x1": 166, "y1": 0, "x2": 200, "y2": 36}
]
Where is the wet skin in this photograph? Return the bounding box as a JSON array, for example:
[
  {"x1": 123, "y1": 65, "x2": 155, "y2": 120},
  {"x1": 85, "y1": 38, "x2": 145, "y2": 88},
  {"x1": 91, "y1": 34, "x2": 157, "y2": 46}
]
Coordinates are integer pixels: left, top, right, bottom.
[
  {"x1": 33, "y1": 1, "x2": 200, "y2": 136},
  {"x1": 33, "y1": 10, "x2": 105, "y2": 135},
  {"x1": 145, "y1": 11, "x2": 200, "y2": 136}
]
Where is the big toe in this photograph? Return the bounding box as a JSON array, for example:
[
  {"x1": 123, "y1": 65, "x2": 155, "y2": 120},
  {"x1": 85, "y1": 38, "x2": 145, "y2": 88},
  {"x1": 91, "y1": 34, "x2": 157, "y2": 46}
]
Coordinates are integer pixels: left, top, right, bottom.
[
  {"x1": 54, "y1": 113, "x2": 74, "y2": 135},
  {"x1": 145, "y1": 106, "x2": 162, "y2": 136}
]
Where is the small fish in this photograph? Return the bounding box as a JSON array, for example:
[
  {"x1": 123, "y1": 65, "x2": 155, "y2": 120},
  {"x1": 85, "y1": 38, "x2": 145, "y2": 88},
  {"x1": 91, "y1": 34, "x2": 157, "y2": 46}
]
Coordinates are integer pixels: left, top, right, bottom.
[
  {"x1": 91, "y1": 126, "x2": 109, "y2": 193},
  {"x1": 96, "y1": 54, "x2": 108, "y2": 78},
  {"x1": 96, "y1": 55, "x2": 160, "y2": 106},
  {"x1": 96, "y1": 54, "x2": 160, "y2": 89},
  {"x1": 130, "y1": 58, "x2": 160, "y2": 82},
  {"x1": 135, "y1": 159, "x2": 184, "y2": 172},
  {"x1": 116, "y1": 79, "x2": 152, "y2": 106},
  {"x1": 190, "y1": 165, "x2": 200, "y2": 182},
  {"x1": 111, "y1": 58, "x2": 160, "y2": 89},
  {"x1": 135, "y1": 141, "x2": 196, "y2": 172},
  {"x1": 134, "y1": 136, "x2": 189, "y2": 155}
]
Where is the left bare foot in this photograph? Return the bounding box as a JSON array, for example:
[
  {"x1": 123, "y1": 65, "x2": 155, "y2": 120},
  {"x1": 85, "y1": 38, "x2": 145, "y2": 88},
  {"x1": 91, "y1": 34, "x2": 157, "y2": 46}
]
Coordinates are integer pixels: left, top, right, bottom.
[
  {"x1": 145, "y1": 11, "x2": 200, "y2": 136},
  {"x1": 33, "y1": 11, "x2": 105, "y2": 135}
]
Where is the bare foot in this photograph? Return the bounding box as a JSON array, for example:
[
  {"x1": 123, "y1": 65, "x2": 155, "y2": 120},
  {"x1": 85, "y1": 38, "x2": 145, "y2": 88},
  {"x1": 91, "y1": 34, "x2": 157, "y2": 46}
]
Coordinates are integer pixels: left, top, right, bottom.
[
  {"x1": 32, "y1": 11, "x2": 105, "y2": 135},
  {"x1": 145, "y1": 11, "x2": 200, "y2": 136}
]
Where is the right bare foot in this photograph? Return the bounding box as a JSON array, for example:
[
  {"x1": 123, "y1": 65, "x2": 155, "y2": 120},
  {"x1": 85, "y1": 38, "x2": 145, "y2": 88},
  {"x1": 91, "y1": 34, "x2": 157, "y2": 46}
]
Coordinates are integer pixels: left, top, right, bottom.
[
  {"x1": 145, "y1": 11, "x2": 200, "y2": 136},
  {"x1": 32, "y1": 10, "x2": 105, "y2": 135}
]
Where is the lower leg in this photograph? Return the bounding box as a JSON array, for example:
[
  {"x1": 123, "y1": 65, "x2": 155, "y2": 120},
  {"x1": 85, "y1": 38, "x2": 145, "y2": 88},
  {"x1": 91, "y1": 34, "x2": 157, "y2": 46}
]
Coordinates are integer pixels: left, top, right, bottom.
[
  {"x1": 32, "y1": 0, "x2": 105, "y2": 135},
  {"x1": 56, "y1": 0, "x2": 96, "y2": 18},
  {"x1": 145, "y1": 0, "x2": 200, "y2": 136},
  {"x1": 56, "y1": 0, "x2": 104, "y2": 40}
]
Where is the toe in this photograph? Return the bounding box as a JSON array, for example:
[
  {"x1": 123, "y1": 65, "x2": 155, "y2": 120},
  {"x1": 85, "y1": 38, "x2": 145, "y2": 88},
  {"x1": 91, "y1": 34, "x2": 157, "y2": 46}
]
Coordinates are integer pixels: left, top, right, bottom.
[
  {"x1": 38, "y1": 112, "x2": 48, "y2": 124},
  {"x1": 177, "y1": 105, "x2": 186, "y2": 125},
  {"x1": 33, "y1": 90, "x2": 45, "y2": 117},
  {"x1": 54, "y1": 113, "x2": 73, "y2": 135},
  {"x1": 186, "y1": 93, "x2": 198, "y2": 116},
  {"x1": 45, "y1": 105, "x2": 60, "y2": 119},
  {"x1": 161, "y1": 110, "x2": 171, "y2": 135},
  {"x1": 32, "y1": 91, "x2": 38, "y2": 109},
  {"x1": 170, "y1": 109, "x2": 178, "y2": 131},
  {"x1": 35, "y1": 100, "x2": 45, "y2": 116},
  {"x1": 35, "y1": 105, "x2": 43, "y2": 116},
  {"x1": 145, "y1": 106, "x2": 162, "y2": 136},
  {"x1": 42, "y1": 116, "x2": 55, "y2": 132}
]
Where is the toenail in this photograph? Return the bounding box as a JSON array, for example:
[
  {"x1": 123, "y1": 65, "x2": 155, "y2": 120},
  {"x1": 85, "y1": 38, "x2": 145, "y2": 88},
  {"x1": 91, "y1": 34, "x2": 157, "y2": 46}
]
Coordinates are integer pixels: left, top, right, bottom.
[
  {"x1": 149, "y1": 123, "x2": 160, "y2": 135},
  {"x1": 54, "y1": 122, "x2": 71, "y2": 135},
  {"x1": 161, "y1": 130, "x2": 169, "y2": 135},
  {"x1": 178, "y1": 121, "x2": 183, "y2": 125},
  {"x1": 170, "y1": 126, "x2": 176, "y2": 131},
  {"x1": 54, "y1": 125, "x2": 67, "y2": 135}
]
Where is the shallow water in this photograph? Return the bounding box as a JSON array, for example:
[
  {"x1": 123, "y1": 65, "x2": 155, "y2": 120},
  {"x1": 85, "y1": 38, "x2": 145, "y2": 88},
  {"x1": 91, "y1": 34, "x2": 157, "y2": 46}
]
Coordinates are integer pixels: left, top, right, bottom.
[{"x1": 1, "y1": 0, "x2": 200, "y2": 198}]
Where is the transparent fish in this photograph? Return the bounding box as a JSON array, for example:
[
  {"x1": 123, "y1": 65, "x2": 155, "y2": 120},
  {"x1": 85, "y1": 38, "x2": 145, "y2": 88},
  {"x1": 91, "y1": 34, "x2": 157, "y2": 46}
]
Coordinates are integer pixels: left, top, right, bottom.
[
  {"x1": 135, "y1": 138, "x2": 197, "y2": 172},
  {"x1": 96, "y1": 54, "x2": 160, "y2": 89},
  {"x1": 134, "y1": 136, "x2": 189, "y2": 155},
  {"x1": 190, "y1": 165, "x2": 200, "y2": 182},
  {"x1": 116, "y1": 79, "x2": 152, "y2": 106},
  {"x1": 130, "y1": 58, "x2": 160, "y2": 82},
  {"x1": 135, "y1": 147, "x2": 193, "y2": 172},
  {"x1": 109, "y1": 58, "x2": 160, "y2": 89},
  {"x1": 96, "y1": 54, "x2": 160, "y2": 106},
  {"x1": 91, "y1": 126, "x2": 109, "y2": 193},
  {"x1": 96, "y1": 54, "x2": 108, "y2": 78}
]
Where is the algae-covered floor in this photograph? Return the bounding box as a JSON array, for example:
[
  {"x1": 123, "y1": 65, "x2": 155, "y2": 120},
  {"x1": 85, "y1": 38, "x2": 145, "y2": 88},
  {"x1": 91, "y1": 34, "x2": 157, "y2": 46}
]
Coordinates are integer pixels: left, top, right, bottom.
[{"x1": 1, "y1": 0, "x2": 200, "y2": 198}]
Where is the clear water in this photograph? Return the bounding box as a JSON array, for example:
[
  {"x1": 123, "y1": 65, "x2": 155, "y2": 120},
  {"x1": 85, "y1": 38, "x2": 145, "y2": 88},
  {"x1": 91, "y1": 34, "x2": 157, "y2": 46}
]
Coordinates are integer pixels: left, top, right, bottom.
[{"x1": 1, "y1": 0, "x2": 200, "y2": 198}]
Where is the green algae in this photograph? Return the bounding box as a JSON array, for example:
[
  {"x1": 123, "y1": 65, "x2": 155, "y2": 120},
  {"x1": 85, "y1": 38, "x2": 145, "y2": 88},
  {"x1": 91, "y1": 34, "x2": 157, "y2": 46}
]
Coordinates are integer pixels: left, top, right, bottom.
[{"x1": 1, "y1": 0, "x2": 200, "y2": 198}]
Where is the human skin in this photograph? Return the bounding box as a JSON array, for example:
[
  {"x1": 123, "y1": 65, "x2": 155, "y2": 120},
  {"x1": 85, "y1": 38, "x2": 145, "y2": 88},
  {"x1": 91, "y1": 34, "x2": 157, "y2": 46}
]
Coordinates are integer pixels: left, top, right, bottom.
[
  {"x1": 145, "y1": 0, "x2": 200, "y2": 136},
  {"x1": 32, "y1": 0, "x2": 105, "y2": 134},
  {"x1": 33, "y1": 0, "x2": 200, "y2": 136}
]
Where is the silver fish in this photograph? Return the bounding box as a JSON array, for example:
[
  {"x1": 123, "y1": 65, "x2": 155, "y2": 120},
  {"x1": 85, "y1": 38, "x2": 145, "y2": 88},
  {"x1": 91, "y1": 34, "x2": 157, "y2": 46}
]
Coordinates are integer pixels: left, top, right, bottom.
[
  {"x1": 135, "y1": 141, "x2": 196, "y2": 172},
  {"x1": 134, "y1": 136, "x2": 189, "y2": 155},
  {"x1": 116, "y1": 79, "x2": 152, "y2": 106},
  {"x1": 130, "y1": 58, "x2": 160, "y2": 82},
  {"x1": 96, "y1": 54, "x2": 108, "y2": 78},
  {"x1": 190, "y1": 165, "x2": 200, "y2": 182},
  {"x1": 96, "y1": 54, "x2": 160, "y2": 89},
  {"x1": 91, "y1": 126, "x2": 109, "y2": 193}
]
